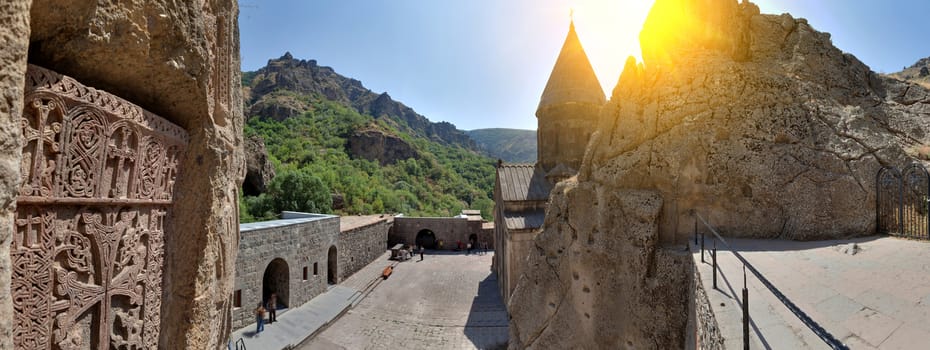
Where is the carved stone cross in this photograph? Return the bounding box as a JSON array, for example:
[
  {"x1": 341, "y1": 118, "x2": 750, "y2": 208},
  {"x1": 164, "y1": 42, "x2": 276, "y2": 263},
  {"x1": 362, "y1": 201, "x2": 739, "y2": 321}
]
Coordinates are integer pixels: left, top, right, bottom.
[{"x1": 108, "y1": 127, "x2": 136, "y2": 198}]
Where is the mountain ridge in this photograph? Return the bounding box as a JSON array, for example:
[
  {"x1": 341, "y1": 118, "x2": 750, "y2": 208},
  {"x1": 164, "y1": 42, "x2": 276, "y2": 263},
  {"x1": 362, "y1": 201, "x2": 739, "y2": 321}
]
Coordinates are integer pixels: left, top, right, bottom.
[
  {"x1": 246, "y1": 52, "x2": 476, "y2": 149},
  {"x1": 466, "y1": 128, "x2": 537, "y2": 163}
]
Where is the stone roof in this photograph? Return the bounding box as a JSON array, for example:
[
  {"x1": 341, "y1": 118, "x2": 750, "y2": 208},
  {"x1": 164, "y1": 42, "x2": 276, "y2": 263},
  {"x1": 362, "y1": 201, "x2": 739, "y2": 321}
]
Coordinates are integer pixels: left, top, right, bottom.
[
  {"x1": 497, "y1": 163, "x2": 552, "y2": 202},
  {"x1": 537, "y1": 20, "x2": 606, "y2": 113},
  {"x1": 504, "y1": 210, "x2": 546, "y2": 231}
]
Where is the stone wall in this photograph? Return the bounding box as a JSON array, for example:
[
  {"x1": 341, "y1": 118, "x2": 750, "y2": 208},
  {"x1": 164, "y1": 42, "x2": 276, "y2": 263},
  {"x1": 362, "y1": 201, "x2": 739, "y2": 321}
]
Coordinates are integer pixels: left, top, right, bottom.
[
  {"x1": 232, "y1": 214, "x2": 339, "y2": 330},
  {"x1": 391, "y1": 216, "x2": 491, "y2": 249},
  {"x1": 693, "y1": 260, "x2": 725, "y2": 350},
  {"x1": 338, "y1": 218, "x2": 391, "y2": 281}
]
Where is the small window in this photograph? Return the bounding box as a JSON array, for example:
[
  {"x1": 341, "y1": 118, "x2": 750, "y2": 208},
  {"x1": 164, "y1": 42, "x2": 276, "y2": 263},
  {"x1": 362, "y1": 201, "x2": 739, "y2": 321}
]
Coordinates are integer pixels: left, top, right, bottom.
[
  {"x1": 233, "y1": 290, "x2": 242, "y2": 308},
  {"x1": 303, "y1": 266, "x2": 308, "y2": 280},
  {"x1": 313, "y1": 262, "x2": 319, "y2": 275}
]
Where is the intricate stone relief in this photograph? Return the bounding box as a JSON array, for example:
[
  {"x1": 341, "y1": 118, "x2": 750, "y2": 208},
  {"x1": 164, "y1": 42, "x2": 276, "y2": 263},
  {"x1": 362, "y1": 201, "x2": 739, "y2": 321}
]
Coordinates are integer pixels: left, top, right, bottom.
[{"x1": 13, "y1": 65, "x2": 187, "y2": 349}]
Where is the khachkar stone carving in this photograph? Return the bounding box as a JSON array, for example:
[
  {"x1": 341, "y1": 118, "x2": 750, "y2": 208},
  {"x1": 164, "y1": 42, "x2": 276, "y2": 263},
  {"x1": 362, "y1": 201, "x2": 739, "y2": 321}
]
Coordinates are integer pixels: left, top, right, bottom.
[{"x1": 13, "y1": 65, "x2": 188, "y2": 349}]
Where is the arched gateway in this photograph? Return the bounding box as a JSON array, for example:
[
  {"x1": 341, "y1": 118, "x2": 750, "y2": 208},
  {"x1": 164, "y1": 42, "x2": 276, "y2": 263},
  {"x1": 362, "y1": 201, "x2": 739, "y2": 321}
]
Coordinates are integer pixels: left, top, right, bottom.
[
  {"x1": 328, "y1": 246, "x2": 338, "y2": 284},
  {"x1": 262, "y1": 258, "x2": 290, "y2": 308},
  {"x1": 416, "y1": 229, "x2": 437, "y2": 249}
]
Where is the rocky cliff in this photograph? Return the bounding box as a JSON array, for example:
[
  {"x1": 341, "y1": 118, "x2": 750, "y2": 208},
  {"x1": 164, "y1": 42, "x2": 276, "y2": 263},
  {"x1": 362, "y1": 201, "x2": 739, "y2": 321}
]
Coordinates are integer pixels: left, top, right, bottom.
[
  {"x1": 509, "y1": 0, "x2": 930, "y2": 348},
  {"x1": 888, "y1": 56, "x2": 930, "y2": 89},
  {"x1": 347, "y1": 127, "x2": 419, "y2": 165},
  {"x1": 243, "y1": 135, "x2": 275, "y2": 196},
  {"x1": 247, "y1": 53, "x2": 476, "y2": 149}
]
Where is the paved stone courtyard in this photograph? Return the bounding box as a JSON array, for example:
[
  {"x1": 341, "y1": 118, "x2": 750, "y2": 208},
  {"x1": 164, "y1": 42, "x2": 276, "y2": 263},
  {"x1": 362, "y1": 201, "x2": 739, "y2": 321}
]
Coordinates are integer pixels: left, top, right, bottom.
[
  {"x1": 698, "y1": 236, "x2": 930, "y2": 349},
  {"x1": 301, "y1": 251, "x2": 508, "y2": 349}
]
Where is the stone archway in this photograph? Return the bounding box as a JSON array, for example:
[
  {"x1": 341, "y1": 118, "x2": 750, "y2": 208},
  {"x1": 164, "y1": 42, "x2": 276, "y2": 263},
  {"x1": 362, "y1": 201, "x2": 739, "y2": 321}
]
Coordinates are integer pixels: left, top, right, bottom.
[
  {"x1": 262, "y1": 258, "x2": 289, "y2": 308},
  {"x1": 416, "y1": 229, "x2": 437, "y2": 249},
  {"x1": 328, "y1": 246, "x2": 338, "y2": 285}
]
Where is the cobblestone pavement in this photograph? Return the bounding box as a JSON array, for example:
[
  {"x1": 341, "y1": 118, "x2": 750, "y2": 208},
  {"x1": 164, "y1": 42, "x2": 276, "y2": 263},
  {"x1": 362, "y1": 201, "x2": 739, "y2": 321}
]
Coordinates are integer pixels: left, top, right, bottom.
[{"x1": 301, "y1": 251, "x2": 508, "y2": 350}]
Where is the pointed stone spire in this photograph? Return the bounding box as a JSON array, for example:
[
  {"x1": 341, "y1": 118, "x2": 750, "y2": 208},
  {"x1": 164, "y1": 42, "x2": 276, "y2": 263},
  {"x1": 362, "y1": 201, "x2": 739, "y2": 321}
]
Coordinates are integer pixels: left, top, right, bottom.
[
  {"x1": 535, "y1": 20, "x2": 606, "y2": 172},
  {"x1": 537, "y1": 20, "x2": 606, "y2": 113}
]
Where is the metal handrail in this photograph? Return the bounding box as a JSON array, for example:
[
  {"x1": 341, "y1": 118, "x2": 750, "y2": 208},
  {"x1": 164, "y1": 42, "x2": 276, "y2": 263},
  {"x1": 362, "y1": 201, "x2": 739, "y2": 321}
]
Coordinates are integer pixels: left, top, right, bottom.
[{"x1": 695, "y1": 212, "x2": 849, "y2": 350}]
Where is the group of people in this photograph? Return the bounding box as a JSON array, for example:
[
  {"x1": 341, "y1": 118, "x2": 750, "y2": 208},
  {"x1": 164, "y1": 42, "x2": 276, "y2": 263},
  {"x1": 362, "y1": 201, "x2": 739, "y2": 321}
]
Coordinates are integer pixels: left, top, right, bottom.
[{"x1": 253, "y1": 293, "x2": 278, "y2": 334}]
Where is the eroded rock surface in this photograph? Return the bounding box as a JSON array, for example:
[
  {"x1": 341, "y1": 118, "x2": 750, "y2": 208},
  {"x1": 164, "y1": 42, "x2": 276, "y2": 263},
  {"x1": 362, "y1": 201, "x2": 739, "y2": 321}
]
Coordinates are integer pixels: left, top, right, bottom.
[
  {"x1": 26, "y1": 0, "x2": 245, "y2": 348},
  {"x1": 510, "y1": 0, "x2": 930, "y2": 348},
  {"x1": 244, "y1": 135, "x2": 275, "y2": 196},
  {"x1": 347, "y1": 128, "x2": 419, "y2": 165},
  {"x1": 587, "y1": 0, "x2": 930, "y2": 242},
  {"x1": 0, "y1": 1, "x2": 31, "y2": 349},
  {"x1": 508, "y1": 183, "x2": 691, "y2": 349}
]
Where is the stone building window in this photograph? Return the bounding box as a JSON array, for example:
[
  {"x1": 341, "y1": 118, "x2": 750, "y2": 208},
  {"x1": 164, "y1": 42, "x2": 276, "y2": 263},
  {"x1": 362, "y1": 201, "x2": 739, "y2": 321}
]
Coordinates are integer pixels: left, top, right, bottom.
[
  {"x1": 233, "y1": 290, "x2": 242, "y2": 308},
  {"x1": 314, "y1": 262, "x2": 319, "y2": 275},
  {"x1": 303, "y1": 266, "x2": 308, "y2": 280}
]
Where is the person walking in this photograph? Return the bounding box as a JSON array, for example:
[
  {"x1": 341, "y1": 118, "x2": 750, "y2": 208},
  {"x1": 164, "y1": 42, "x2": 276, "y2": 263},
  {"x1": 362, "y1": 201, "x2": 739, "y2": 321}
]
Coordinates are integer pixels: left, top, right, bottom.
[
  {"x1": 419, "y1": 246, "x2": 424, "y2": 261},
  {"x1": 254, "y1": 302, "x2": 266, "y2": 334},
  {"x1": 267, "y1": 293, "x2": 278, "y2": 324}
]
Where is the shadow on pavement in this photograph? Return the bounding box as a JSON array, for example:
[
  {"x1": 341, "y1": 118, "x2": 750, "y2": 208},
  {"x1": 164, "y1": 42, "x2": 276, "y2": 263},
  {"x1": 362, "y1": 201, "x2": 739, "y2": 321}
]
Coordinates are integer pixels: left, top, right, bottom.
[{"x1": 463, "y1": 272, "x2": 509, "y2": 349}]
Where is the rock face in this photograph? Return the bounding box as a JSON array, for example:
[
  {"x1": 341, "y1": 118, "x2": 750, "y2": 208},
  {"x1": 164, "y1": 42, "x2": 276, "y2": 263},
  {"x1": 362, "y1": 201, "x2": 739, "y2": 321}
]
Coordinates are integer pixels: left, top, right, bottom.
[
  {"x1": 248, "y1": 93, "x2": 308, "y2": 121},
  {"x1": 0, "y1": 2, "x2": 32, "y2": 349},
  {"x1": 8, "y1": 0, "x2": 245, "y2": 348},
  {"x1": 508, "y1": 184, "x2": 691, "y2": 349},
  {"x1": 347, "y1": 128, "x2": 419, "y2": 165},
  {"x1": 510, "y1": 0, "x2": 930, "y2": 348},
  {"x1": 244, "y1": 135, "x2": 276, "y2": 196},
  {"x1": 247, "y1": 53, "x2": 477, "y2": 149},
  {"x1": 587, "y1": 0, "x2": 930, "y2": 242},
  {"x1": 888, "y1": 56, "x2": 930, "y2": 88}
]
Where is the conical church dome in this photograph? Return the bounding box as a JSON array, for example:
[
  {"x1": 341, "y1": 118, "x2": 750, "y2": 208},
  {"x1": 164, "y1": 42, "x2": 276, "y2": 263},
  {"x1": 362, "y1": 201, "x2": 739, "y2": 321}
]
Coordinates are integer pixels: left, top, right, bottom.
[{"x1": 537, "y1": 21, "x2": 606, "y2": 113}]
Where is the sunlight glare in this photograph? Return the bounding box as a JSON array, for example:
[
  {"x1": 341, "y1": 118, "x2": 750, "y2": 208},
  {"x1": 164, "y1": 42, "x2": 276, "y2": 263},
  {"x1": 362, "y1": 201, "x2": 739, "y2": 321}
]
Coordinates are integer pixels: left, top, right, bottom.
[{"x1": 562, "y1": 0, "x2": 653, "y2": 94}]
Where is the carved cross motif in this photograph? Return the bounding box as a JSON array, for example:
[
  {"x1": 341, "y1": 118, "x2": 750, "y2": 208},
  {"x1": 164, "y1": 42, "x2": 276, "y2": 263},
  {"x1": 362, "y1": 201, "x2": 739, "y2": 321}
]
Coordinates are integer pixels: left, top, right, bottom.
[
  {"x1": 108, "y1": 127, "x2": 136, "y2": 198},
  {"x1": 13, "y1": 65, "x2": 188, "y2": 349},
  {"x1": 21, "y1": 99, "x2": 62, "y2": 197}
]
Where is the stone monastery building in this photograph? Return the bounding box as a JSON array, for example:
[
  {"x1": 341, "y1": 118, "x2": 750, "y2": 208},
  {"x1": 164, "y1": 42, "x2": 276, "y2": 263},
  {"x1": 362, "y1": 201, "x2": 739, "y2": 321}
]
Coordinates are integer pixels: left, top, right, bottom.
[{"x1": 493, "y1": 20, "x2": 606, "y2": 302}]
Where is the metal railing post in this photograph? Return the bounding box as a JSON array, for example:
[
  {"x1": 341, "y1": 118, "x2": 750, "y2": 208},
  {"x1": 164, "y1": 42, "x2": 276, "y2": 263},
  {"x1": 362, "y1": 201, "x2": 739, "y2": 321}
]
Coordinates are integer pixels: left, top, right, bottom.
[
  {"x1": 712, "y1": 240, "x2": 717, "y2": 290},
  {"x1": 743, "y1": 265, "x2": 750, "y2": 350},
  {"x1": 694, "y1": 218, "x2": 698, "y2": 246},
  {"x1": 701, "y1": 232, "x2": 705, "y2": 263}
]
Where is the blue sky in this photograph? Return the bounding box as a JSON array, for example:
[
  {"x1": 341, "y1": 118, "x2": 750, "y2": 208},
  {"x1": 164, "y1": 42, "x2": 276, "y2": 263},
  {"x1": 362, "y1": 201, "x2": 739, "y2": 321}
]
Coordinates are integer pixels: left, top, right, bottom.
[{"x1": 240, "y1": 0, "x2": 930, "y2": 131}]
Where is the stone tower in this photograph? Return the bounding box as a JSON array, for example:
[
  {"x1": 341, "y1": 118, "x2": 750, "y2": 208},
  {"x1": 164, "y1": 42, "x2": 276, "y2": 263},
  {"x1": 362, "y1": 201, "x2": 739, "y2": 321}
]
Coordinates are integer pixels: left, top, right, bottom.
[{"x1": 536, "y1": 20, "x2": 606, "y2": 172}]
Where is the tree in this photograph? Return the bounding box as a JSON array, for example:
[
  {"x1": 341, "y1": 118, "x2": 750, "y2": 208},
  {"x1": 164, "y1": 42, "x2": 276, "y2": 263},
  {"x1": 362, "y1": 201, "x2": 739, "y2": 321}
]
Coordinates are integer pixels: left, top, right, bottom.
[{"x1": 267, "y1": 168, "x2": 332, "y2": 214}]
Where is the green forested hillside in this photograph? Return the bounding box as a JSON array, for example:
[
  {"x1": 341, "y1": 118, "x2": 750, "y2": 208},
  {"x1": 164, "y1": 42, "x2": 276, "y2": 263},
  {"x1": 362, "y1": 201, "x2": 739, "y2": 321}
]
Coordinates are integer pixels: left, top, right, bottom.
[
  {"x1": 467, "y1": 128, "x2": 537, "y2": 163},
  {"x1": 240, "y1": 95, "x2": 495, "y2": 222}
]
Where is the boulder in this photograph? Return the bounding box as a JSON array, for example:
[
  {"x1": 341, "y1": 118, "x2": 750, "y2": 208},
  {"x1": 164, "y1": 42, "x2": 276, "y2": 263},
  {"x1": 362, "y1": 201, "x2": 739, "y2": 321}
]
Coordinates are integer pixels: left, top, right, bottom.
[
  {"x1": 243, "y1": 135, "x2": 275, "y2": 196},
  {"x1": 347, "y1": 128, "x2": 419, "y2": 165}
]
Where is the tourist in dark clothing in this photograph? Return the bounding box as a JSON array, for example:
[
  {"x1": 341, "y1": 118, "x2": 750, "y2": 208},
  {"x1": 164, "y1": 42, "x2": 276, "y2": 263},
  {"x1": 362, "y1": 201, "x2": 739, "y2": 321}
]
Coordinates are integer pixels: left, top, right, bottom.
[
  {"x1": 419, "y1": 246, "x2": 424, "y2": 261},
  {"x1": 267, "y1": 293, "x2": 278, "y2": 324}
]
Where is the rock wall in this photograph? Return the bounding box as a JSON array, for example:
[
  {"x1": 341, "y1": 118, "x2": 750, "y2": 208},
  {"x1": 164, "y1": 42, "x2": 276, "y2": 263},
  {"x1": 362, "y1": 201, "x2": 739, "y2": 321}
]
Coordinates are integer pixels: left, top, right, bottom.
[
  {"x1": 508, "y1": 184, "x2": 692, "y2": 349},
  {"x1": 347, "y1": 128, "x2": 419, "y2": 166},
  {"x1": 0, "y1": 1, "x2": 31, "y2": 348},
  {"x1": 584, "y1": 0, "x2": 930, "y2": 241},
  {"x1": 338, "y1": 219, "x2": 391, "y2": 281},
  {"x1": 232, "y1": 215, "x2": 339, "y2": 330},
  {"x1": 510, "y1": 0, "x2": 930, "y2": 347},
  {"x1": 20, "y1": 0, "x2": 245, "y2": 348},
  {"x1": 244, "y1": 134, "x2": 275, "y2": 196}
]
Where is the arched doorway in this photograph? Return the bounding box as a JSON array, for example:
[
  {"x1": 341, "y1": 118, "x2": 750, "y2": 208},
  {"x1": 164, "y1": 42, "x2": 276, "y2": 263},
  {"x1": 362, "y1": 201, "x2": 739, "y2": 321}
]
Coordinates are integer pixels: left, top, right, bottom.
[
  {"x1": 262, "y1": 258, "x2": 289, "y2": 308},
  {"x1": 328, "y1": 246, "x2": 338, "y2": 285},
  {"x1": 416, "y1": 229, "x2": 437, "y2": 249}
]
